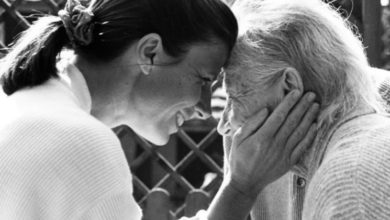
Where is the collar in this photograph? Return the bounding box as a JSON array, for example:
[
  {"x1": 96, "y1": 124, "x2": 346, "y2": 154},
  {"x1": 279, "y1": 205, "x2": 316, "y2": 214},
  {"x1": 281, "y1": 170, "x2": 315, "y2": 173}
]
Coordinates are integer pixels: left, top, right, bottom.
[
  {"x1": 58, "y1": 62, "x2": 92, "y2": 113},
  {"x1": 293, "y1": 103, "x2": 376, "y2": 180}
]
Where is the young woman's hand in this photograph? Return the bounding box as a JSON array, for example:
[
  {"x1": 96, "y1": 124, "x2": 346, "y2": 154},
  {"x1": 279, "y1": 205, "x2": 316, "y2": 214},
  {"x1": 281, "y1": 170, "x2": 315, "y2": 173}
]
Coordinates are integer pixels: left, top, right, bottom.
[{"x1": 227, "y1": 90, "x2": 319, "y2": 197}]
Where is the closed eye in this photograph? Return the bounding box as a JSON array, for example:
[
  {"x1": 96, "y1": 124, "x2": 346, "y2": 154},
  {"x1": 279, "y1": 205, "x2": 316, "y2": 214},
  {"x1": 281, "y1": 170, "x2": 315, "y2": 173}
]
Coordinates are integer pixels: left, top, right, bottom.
[
  {"x1": 196, "y1": 71, "x2": 213, "y2": 84},
  {"x1": 201, "y1": 76, "x2": 213, "y2": 83}
]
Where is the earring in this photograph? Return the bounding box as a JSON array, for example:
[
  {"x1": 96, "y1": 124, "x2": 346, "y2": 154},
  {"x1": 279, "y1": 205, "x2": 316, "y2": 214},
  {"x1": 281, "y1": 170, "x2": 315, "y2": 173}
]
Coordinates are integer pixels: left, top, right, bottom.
[{"x1": 150, "y1": 54, "x2": 155, "y2": 65}]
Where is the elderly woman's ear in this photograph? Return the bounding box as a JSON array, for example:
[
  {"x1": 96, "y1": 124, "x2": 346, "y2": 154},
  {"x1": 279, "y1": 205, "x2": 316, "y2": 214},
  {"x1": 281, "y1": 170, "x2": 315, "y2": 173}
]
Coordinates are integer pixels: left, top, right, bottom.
[{"x1": 280, "y1": 67, "x2": 304, "y2": 95}]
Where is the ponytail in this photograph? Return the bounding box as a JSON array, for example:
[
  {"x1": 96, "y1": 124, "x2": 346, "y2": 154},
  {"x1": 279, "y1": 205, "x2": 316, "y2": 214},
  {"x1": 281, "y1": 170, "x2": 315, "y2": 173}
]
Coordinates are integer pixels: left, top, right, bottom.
[
  {"x1": 0, "y1": 16, "x2": 69, "y2": 95},
  {"x1": 1, "y1": 0, "x2": 238, "y2": 96}
]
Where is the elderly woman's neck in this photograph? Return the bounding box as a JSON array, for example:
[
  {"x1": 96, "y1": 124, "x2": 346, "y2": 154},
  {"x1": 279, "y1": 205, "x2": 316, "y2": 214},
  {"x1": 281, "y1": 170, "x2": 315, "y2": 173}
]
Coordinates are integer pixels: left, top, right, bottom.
[
  {"x1": 71, "y1": 55, "x2": 139, "y2": 127},
  {"x1": 320, "y1": 100, "x2": 375, "y2": 133},
  {"x1": 295, "y1": 100, "x2": 376, "y2": 179}
]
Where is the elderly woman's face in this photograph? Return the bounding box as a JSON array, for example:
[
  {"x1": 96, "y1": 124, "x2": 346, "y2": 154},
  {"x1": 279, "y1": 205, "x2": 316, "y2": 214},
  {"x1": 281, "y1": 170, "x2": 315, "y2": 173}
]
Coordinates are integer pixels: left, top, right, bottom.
[
  {"x1": 132, "y1": 42, "x2": 228, "y2": 145},
  {"x1": 217, "y1": 67, "x2": 283, "y2": 136}
]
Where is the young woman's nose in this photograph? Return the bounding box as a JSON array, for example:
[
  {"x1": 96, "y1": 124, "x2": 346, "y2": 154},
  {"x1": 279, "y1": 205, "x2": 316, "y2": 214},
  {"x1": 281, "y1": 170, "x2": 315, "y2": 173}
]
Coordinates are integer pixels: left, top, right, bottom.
[
  {"x1": 193, "y1": 84, "x2": 212, "y2": 120},
  {"x1": 194, "y1": 101, "x2": 211, "y2": 120}
]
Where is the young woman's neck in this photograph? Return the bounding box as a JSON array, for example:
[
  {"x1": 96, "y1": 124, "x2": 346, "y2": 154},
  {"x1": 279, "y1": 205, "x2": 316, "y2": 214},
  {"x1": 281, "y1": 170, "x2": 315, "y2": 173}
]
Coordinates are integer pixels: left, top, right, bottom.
[{"x1": 71, "y1": 55, "x2": 139, "y2": 127}]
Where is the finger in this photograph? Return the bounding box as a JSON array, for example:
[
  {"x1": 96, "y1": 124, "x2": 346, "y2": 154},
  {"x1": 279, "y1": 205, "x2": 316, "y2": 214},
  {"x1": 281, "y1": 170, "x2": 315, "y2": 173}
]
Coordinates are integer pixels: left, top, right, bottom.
[
  {"x1": 276, "y1": 93, "x2": 317, "y2": 140},
  {"x1": 234, "y1": 108, "x2": 269, "y2": 144},
  {"x1": 289, "y1": 123, "x2": 318, "y2": 164},
  {"x1": 283, "y1": 103, "x2": 320, "y2": 154},
  {"x1": 260, "y1": 90, "x2": 303, "y2": 137}
]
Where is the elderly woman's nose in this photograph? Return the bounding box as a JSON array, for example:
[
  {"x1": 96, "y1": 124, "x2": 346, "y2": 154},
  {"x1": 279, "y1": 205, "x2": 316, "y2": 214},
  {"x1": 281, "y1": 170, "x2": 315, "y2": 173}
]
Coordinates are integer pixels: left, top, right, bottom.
[{"x1": 217, "y1": 112, "x2": 232, "y2": 136}]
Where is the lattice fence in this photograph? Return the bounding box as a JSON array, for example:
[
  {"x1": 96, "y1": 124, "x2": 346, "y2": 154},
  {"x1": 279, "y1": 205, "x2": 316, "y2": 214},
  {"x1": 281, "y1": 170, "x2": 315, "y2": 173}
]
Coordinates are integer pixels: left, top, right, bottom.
[
  {"x1": 0, "y1": 1, "x2": 225, "y2": 219},
  {"x1": 114, "y1": 124, "x2": 223, "y2": 219}
]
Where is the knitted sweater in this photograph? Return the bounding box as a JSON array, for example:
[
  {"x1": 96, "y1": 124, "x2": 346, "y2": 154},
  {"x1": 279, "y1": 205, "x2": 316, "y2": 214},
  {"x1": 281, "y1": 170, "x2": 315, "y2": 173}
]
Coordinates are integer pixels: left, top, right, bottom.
[
  {"x1": 0, "y1": 64, "x2": 142, "y2": 219},
  {"x1": 250, "y1": 109, "x2": 390, "y2": 220},
  {"x1": 302, "y1": 112, "x2": 390, "y2": 219}
]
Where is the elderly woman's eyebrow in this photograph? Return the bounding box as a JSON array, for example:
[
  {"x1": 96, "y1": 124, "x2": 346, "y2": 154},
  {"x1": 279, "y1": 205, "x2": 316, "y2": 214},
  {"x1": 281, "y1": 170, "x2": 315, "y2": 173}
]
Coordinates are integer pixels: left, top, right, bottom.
[
  {"x1": 211, "y1": 68, "x2": 225, "y2": 81},
  {"x1": 224, "y1": 55, "x2": 233, "y2": 67},
  {"x1": 224, "y1": 81, "x2": 242, "y2": 98},
  {"x1": 215, "y1": 68, "x2": 225, "y2": 82}
]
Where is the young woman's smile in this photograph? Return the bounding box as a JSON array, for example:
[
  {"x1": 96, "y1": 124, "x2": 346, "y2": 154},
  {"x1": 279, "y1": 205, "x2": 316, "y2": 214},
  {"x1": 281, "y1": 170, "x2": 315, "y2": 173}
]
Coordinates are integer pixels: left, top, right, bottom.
[{"x1": 130, "y1": 42, "x2": 229, "y2": 145}]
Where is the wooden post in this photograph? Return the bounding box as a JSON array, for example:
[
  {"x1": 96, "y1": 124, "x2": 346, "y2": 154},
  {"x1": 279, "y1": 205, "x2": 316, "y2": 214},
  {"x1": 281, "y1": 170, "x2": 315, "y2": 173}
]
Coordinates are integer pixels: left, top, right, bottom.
[
  {"x1": 362, "y1": 0, "x2": 384, "y2": 67},
  {"x1": 184, "y1": 189, "x2": 210, "y2": 217},
  {"x1": 143, "y1": 188, "x2": 171, "y2": 220}
]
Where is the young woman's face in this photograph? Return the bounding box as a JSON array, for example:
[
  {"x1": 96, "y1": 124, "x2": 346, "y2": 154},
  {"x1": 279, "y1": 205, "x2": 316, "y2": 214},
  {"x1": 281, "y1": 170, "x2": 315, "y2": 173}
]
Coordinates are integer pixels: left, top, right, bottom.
[{"x1": 131, "y1": 42, "x2": 229, "y2": 145}]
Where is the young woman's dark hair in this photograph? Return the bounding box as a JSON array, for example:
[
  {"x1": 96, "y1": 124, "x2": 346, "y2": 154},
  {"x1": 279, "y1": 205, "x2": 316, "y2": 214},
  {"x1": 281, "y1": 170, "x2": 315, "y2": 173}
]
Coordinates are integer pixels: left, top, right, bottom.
[{"x1": 0, "y1": 0, "x2": 238, "y2": 95}]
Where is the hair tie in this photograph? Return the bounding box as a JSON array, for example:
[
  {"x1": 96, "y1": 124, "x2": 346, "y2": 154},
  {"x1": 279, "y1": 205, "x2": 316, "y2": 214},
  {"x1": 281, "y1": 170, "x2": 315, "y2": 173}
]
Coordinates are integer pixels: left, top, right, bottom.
[{"x1": 58, "y1": 0, "x2": 95, "y2": 47}]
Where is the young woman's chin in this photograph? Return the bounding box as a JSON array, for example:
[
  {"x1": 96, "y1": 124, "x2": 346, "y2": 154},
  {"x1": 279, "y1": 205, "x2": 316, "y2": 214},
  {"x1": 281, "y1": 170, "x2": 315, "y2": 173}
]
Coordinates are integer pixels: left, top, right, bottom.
[
  {"x1": 147, "y1": 135, "x2": 170, "y2": 146},
  {"x1": 133, "y1": 119, "x2": 177, "y2": 146}
]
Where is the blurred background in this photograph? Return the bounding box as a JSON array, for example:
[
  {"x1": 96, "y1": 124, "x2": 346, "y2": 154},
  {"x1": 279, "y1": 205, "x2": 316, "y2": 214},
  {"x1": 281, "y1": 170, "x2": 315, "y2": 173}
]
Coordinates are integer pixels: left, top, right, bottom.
[{"x1": 1, "y1": 0, "x2": 390, "y2": 219}]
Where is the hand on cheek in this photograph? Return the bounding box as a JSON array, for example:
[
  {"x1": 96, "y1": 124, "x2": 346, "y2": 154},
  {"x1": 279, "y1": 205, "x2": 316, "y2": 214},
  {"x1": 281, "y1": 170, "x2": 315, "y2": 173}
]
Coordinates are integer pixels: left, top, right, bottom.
[{"x1": 226, "y1": 90, "x2": 319, "y2": 198}]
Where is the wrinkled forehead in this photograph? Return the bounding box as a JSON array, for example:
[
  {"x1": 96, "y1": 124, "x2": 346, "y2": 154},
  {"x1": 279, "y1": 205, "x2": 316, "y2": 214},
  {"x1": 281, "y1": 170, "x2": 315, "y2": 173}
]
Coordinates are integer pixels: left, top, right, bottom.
[{"x1": 223, "y1": 63, "x2": 255, "y2": 96}]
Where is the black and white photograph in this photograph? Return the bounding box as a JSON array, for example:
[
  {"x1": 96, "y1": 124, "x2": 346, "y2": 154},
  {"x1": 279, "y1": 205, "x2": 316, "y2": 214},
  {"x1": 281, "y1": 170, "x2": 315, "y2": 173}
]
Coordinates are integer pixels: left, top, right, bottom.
[{"x1": 1, "y1": 0, "x2": 390, "y2": 219}]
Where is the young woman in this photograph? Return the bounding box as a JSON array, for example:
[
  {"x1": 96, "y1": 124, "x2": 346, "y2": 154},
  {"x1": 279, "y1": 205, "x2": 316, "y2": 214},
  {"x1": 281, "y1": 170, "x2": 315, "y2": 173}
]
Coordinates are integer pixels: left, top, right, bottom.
[{"x1": 0, "y1": 0, "x2": 318, "y2": 219}]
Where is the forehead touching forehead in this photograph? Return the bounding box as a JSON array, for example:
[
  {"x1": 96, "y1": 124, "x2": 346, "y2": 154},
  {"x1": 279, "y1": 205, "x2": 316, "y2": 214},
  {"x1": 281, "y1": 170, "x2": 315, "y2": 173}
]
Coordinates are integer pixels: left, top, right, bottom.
[{"x1": 222, "y1": 36, "x2": 265, "y2": 96}]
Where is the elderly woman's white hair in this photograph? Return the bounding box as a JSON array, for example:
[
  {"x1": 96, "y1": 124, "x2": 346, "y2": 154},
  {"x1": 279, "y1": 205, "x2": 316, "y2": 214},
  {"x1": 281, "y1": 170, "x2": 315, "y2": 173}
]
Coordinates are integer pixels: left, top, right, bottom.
[{"x1": 230, "y1": 0, "x2": 384, "y2": 129}]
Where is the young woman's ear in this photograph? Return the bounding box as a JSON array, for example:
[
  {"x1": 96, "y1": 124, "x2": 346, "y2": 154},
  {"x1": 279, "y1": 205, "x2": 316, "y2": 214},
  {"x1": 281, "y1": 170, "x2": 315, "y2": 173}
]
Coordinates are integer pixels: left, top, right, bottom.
[
  {"x1": 280, "y1": 67, "x2": 303, "y2": 95},
  {"x1": 136, "y1": 33, "x2": 163, "y2": 75}
]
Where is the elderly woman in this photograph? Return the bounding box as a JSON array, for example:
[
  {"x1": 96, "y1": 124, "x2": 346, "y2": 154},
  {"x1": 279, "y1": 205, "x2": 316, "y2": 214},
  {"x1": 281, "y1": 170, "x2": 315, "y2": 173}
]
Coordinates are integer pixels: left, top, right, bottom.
[{"x1": 218, "y1": 0, "x2": 390, "y2": 219}]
